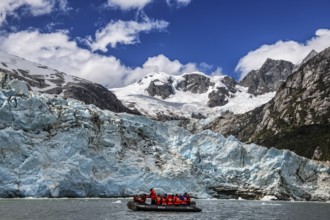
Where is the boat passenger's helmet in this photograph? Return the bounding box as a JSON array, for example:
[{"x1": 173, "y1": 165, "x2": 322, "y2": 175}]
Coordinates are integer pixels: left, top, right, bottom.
[{"x1": 150, "y1": 188, "x2": 153, "y2": 191}]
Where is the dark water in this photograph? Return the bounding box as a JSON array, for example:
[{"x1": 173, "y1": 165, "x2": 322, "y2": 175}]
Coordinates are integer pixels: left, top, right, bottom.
[{"x1": 0, "y1": 198, "x2": 329, "y2": 220}]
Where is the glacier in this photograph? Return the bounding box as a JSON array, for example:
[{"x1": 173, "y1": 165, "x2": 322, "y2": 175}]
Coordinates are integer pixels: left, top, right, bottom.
[{"x1": 0, "y1": 79, "x2": 330, "y2": 201}]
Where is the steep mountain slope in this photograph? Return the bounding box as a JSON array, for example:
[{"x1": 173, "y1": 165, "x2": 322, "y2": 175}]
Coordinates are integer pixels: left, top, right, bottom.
[
  {"x1": 112, "y1": 72, "x2": 275, "y2": 120},
  {"x1": 207, "y1": 47, "x2": 330, "y2": 161},
  {"x1": 0, "y1": 78, "x2": 329, "y2": 200},
  {"x1": 239, "y1": 59, "x2": 294, "y2": 95},
  {"x1": 0, "y1": 51, "x2": 135, "y2": 114}
]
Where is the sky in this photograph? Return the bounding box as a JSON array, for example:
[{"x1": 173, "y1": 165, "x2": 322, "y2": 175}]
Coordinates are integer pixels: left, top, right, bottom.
[{"x1": 0, "y1": 0, "x2": 330, "y2": 88}]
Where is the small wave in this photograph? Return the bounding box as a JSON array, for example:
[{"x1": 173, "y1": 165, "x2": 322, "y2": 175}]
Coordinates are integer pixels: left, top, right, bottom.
[
  {"x1": 261, "y1": 202, "x2": 282, "y2": 206},
  {"x1": 112, "y1": 200, "x2": 122, "y2": 203}
]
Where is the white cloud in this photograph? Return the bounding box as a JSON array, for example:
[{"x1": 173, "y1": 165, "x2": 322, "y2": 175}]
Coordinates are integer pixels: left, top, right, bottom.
[
  {"x1": 166, "y1": 0, "x2": 192, "y2": 7},
  {"x1": 0, "y1": 30, "x2": 204, "y2": 88},
  {"x1": 0, "y1": 30, "x2": 129, "y2": 88},
  {"x1": 88, "y1": 18, "x2": 169, "y2": 52},
  {"x1": 236, "y1": 29, "x2": 330, "y2": 80},
  {"x1": 107, "y1": 0, "x2": 153, "y2": 10},
  {"x1": 107, "y1": 0, "x2": 192, "y2": 10},
  {"x1": 0, "y1": 0, "x2": 69, "y2": 26}
]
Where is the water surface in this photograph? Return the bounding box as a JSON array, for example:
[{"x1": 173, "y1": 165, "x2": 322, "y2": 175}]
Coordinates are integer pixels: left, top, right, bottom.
[{"x1": 0, "y1": 198, "x2": 329, "y2": 220}]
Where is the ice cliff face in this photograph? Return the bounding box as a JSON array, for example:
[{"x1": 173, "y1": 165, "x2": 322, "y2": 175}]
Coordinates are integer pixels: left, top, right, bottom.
[{"x1": 0, "y1": 78, "x2": 329, "y2": 200}]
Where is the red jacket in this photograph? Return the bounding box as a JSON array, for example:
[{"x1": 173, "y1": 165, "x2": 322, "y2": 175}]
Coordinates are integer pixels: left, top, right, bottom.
[
  {"x1": 161, "y1": 197, "x2": 167, "y2": 205},
  {"x1": 150, "y1": 189, "x2": 157, "y2": 200},
  {"x1": 166, "y1": 196, "x2": 173, "y2": 205},
  {"x1": 174, "y1": 196, "x2": 181, "y2": 205},
  {"x1": 186, "y1": 195, "x2": 191, "y2": 205},
  {"x1": 156, "y1": 196, "x2": 162, "y2": 205}
]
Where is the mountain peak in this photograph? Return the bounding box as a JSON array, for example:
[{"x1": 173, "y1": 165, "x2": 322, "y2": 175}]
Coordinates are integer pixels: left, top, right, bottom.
[
  {"x1": 239, "y1": 58, "x2": 294, "y2": 95},
  {"x1": 0, "y1": 51, "x2": 136, "y2": 114}
]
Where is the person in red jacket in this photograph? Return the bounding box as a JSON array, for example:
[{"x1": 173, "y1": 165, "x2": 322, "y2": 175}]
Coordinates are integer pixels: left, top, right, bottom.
[
  {"x1": 133, "y1": 194, "x2": 146, "y2": 204},
  {"x1": 149, "y1": 188, "x2": 157, "y2": 205},
  {"x1": 140, "y1": 194, "x2": 147, "y2": 204},
  {"x1": 161, "y1": 195, "x2": 167, "y2": 205},
  {"x1": 166, "y1": 194, "x2": 174, "y2": 206},
  {"x1": 181, "y1": 195, "x2": 187, "y2": 205},
  {"x1": 185, "y1": 193, "x2": 191, "y2": 206},
  {"x1": 174, "y1": 194, "x2": 181, "y2": 206},
  {"x1": 156, "y1": 194, "x2": 162, "y2": 205}
]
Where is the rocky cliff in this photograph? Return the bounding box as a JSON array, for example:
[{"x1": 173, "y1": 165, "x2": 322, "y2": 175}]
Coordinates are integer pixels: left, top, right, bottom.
[
  {"x1": 239, "y1": 59, "x2": 294, "y2": 95},
  {"x1": 0, "y1": 51, "x2": 136, "y2": 114},
  {"x1": 207, "y1": 47, "x2": 330, "y2": 161},
  {"x1": 0, "y1": 78, "x2": 329, "y2": 200}
]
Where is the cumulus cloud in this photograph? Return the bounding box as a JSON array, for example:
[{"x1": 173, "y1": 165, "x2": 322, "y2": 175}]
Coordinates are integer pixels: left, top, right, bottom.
[
  {"x1": 107, "y1": 0, "x2": 153, "y2": 10},
  {"x1": 0, "y1": 0, "x2": 69, "y2": 26},
  {"x1": 166, "y1": 0, "x2": 192, "y2": 7},
  {"x1": 0, "y1": 30, "x2": 203, "y2": 88},
  {"x1": 236, "y1": 29, "x2": 330, "y2": 80},
  {"x1": 0, "y1": 30, "x2": 129, "y2": 88},
  {"x1": 107, "y1": 0, "x2": 192, "y2": 10},
  {"x1": 88, "y1": 18, "x2": 169, "y2": 52}
]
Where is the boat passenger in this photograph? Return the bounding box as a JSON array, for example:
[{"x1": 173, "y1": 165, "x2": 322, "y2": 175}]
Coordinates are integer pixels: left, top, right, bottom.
[
  {"x1": 185, "y1": 193, "x2": 191, "y2": 206},
  {"x1": 161, "y1": 195, "x2": 167, "y2": 205},
  {"x1": 166, "y1": 194, "x2": 173, "y2": 206},
  {"x1": 133, "y1": 194, "x2": 147, "y2": 204},
  {"x1": 140, "y1": 194, "x2": 147, "y2": 204},
  {"x1": 180, "y1": 194, "x2": 187, "y2": 205},
  {"x1": 149, "y1": 188, "x2": 157, "y2": 205},
  {"x1": 156, "y1": 194, "x2": 162, "y2": 205},
  {"x1": 133, "y1": 195, "x2": 139, "y2": 203},
  {"x1": 174, "y1": 194, "x2": 181, "y2": 206}
]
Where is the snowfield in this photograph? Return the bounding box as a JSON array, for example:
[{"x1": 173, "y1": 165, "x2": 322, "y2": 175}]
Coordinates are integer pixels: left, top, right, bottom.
[{"x1": 112, "y1": 72, "x2": 275, "y2": 119}]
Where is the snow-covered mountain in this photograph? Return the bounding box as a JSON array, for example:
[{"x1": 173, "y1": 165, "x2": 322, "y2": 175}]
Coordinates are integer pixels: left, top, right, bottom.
[
  {"x1": 207, "y1": 47, "x2": 330, "y2": 161},
  {"x1": 112, "y1": 72, "x2": 275, "y2": 120},
  {"x1": 0, "y1": 51, "x2": 135, "y2": 114},
  {"x1": 0, "y1": 76, "x2": 329, "y2": 200}
]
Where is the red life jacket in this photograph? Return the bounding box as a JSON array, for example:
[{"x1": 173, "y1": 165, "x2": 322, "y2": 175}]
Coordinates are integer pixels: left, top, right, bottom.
[
  {"x1": 156, "y1": 196, "x2": 162, "y2": 205},
  {"x1": 174, "y1": 196, "x2": 181, "y2": 205},
  {"x1": 186, "y1": 195, "x2": 191, "y2": 205},
  {"x1": 140, "y1": 196, "x2": 146, "y2": 203},
  {"x1": 150, "y1": 190, "x2": 157, "y2": 200},
  {"x1": 161, "y1": 197, "x2": 167, "y2": 205},
  {"x1": 166, "y1": 196, "x2": 173, "y2": 205}
]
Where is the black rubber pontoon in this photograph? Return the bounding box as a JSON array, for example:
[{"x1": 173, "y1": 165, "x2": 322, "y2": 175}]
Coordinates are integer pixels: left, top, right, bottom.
[{"x1": 127, "y1": 201, "x2": 202, "y2": 212}]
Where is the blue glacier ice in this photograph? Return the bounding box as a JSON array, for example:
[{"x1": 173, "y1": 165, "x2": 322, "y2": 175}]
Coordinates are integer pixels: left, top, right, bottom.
[{"x1": 0, "y1": 78, "x2": 329, "y2": 201}]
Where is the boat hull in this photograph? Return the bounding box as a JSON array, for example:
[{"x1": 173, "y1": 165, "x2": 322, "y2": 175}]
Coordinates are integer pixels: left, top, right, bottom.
[{"x1": 127, "y1": 201, "x2": 202, "y2": 212}]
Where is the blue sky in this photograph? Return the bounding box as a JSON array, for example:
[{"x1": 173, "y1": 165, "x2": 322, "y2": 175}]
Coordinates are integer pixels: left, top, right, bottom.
[{"x1": 0, "y1": 0, "x2": 330, "y2": 87}]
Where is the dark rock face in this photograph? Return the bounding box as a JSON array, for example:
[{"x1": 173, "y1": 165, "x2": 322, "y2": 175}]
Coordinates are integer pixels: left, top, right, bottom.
[
  {"x1": 221, "y1": 76, "x2": 237, "y2": 93},
  {"x1": 144, "y1": 73, "x2": 237, "y2": 108},
  {"x1": 177, "y1": 74, "x2": 213, "y2": 94},
  {"x1": 208, "y1": 47, "x2": 330, "y2": 161},
  {"x1": 240, "y1": 59, "x2": 294, "y2": 95},
  {"x1": 0, "y1": 68, "x2": 136, "y2": 115},
  {"x1": 208, "y1": 87, "x2": 229, "y2": 107},
  {"x1": 146, "y1": 79, "x2": 175, "y2": 99},
  {"x1": 63, "y1": 82, "x2": 136, "y2": 113},
  {"x1": 208, "y1": 76, "x2": 237, "y2": 107}
]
